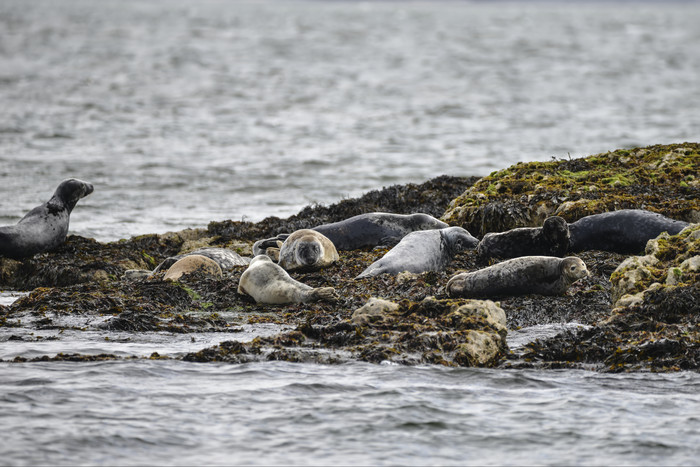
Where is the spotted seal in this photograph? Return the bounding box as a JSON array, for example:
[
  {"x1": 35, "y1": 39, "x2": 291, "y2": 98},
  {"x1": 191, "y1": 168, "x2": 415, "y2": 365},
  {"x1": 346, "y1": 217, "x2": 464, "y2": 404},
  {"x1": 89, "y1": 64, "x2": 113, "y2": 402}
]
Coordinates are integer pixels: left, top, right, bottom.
[
  {"x1": 278, "y1": 229, "x2": 339, "y2": 271},
  {"x1": 356, "y1": 226, "x2": 478, "y2": 278},
  {"x1": 0, "y1": 178, "x2": 94, "y2": 259},
  {"x1": 568, "y1": 209, "x2": 690, "y2": 254},
  {"x1": 153, "y1": 247, "x2": 250, "y2": 274},
  {"x1": 476, "y1": 216, "x2": 570, "y2": 262},
  {"x1": 237, "y1": 255, "x2": 337, "y2": 304},
  {"x1": 447, "y1": 256, "x2": 589, "y2": 298}
]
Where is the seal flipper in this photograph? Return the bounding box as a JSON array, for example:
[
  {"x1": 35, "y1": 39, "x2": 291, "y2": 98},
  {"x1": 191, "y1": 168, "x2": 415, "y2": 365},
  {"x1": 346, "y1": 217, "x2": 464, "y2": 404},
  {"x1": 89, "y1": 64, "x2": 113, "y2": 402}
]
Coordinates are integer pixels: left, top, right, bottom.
[{"x1": 306, "y1": 287, "x2": 338, "y2": 303}]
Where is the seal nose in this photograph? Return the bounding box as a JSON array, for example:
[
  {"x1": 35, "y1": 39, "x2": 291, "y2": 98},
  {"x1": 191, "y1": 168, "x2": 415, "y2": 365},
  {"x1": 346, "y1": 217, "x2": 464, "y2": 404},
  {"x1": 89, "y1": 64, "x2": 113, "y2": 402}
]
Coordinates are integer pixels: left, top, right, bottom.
[{"x1": 85, "y1": 183, "x2": 94, "y2": 195}]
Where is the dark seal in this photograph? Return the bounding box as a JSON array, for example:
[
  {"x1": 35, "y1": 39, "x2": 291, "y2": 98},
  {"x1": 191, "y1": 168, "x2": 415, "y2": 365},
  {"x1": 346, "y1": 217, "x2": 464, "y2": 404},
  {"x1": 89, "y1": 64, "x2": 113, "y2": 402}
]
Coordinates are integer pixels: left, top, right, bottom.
[
  {"x1": 0, "y1": 178, "x2": 94, "y2": 259},
  {"x1": 252, "y1": 212, "x2": 449, "y2": 254},
  {"x1": 476, "y1": 216, "x2": 570, "y2": 262},
  {"x1": 568, "y1": 209, "x2": 690, "y2": 254},
  {"x1": 356, "y1": 226, "x2": 479, "y2": 278},
  {"x1": 447, "y1": 256, "x2": 589, "y2": 298},
  {"x1": 314, "y1": 212, "x2": 449, "y2": 250}
]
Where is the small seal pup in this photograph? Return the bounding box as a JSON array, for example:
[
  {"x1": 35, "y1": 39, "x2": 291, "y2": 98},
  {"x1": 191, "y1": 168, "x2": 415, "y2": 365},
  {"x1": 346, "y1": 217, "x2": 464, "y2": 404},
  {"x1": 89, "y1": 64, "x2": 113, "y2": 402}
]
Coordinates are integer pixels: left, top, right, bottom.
[
  {"x1": 314, "y1": 212, "x2": 449, "y2": 250},
  {"x1": 278, "y1": 229, "x2": 339, "y2": 271},
  {"x1": 477, "y1": 216, "x2": 569, "y2": 262},
  {"x1": 153, "y1": 247, "x2": 250, "y2": 274},
  {"x1": 238, "y1": 255, "x2": 337, "y2": 304},
  {"x1": 0, "y1": 178, "x2": 94, "y2": 259},
  {"x1": 356, "y1": 226, "x2": 478, "y2": 278},
  {"x1": 447, "y1": 256, "x2": 589, "y2": 298},
  {"x1": 568, "y1": 209, "x2": 690, "y2": 254}
]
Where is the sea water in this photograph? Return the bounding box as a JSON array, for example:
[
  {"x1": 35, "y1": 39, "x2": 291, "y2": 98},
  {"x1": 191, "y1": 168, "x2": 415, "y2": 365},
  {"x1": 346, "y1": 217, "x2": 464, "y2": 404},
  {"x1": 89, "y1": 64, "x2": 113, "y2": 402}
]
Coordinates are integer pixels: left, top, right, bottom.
[{"x1": 2, "y1": 0, "x2": 700, "y2": 464}]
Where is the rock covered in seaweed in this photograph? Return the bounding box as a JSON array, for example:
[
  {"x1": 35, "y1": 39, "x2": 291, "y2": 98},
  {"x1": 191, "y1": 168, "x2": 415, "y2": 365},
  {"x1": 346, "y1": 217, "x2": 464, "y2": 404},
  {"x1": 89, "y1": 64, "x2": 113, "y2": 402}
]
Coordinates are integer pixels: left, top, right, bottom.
[{"x1": 441, "y1": 143, "x2": 699, "y2": 237}]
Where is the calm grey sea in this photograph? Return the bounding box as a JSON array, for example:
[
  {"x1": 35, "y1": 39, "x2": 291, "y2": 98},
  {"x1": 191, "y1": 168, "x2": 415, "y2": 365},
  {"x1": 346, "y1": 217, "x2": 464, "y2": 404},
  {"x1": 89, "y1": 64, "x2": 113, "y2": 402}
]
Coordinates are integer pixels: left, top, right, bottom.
[{"x1": 2, "y1": 0, "x2": 700, "y2": 465}]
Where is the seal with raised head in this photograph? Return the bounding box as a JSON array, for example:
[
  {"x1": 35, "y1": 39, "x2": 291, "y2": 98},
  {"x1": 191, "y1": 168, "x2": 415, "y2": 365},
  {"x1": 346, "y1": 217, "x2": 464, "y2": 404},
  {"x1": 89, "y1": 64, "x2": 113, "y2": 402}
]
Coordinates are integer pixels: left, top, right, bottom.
[
  {"x1": 278, "y1": 229, "x2": 339, "y2": 271},
  {"x1": 447, "y1": 256, "x2": 589, "y2": 298},
  {"x1": 476, "y1": 216, "x2": 569, "y2": 262},
  {"x1": 356, "y1": 226, "x2": 479, "y2": 278},
  {"x1": 153, "y1": 247, "x2": 250, "y2": 274},
  {"x1": 567, "y1": 209, "x2": 691, "y2": 254},
  {"x1": 238, "y1": 255, "x2": 338, "y2": 304},
  {"x1": 0, "y1": 178, "x2": 94, "y2": 259}
]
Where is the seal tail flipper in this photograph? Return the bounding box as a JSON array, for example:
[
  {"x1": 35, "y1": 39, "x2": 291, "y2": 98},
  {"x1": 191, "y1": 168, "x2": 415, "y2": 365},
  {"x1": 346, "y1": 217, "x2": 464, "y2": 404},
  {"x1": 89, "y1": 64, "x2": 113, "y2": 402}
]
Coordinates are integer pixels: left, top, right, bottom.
[{"x1": 307, "y1": 287, "x2": 338, "y2": 303}]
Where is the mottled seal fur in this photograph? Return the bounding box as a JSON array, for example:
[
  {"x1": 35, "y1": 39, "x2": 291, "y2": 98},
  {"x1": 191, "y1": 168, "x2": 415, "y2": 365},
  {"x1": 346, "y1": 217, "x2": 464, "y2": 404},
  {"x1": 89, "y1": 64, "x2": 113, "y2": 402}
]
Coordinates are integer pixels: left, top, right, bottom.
[
  {"x1": 477, "y1": 216, "x2": 569, "y2": 262},
  {"x1": 0, "y1": 178, "x2": 94, "y2": 259},
  {"x1": 357, "y1": 226, "x2": 478, "y2": 278},
  {"x1": 314, "y1": 212, "x2": 449, "y2": 250},
  {"x1": 163, "y1": 255, "x2": 223, "y2": 281},
  {"x1": 568, "y1": 209, "x2": 690, "y2": 254},
  {"x1": 447, "y1": 256, "x2": 589, "y2": 298},
  {"x1": 278, "y1": 229, "x2": 339, "y2": 271},
  {"x1": 153, "y1": 247, "x2": 250, "y2": 273},
  {"x1": 237, "y1": 255, "x2": 337, "y2": 304}
]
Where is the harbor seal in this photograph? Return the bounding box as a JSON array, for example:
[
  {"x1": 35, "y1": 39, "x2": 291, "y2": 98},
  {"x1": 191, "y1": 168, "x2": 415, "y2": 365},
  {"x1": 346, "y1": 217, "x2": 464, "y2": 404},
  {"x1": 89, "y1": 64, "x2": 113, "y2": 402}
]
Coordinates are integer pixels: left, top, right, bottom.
[
  {"x1": 568, "y1": 209, "x2": 690, "y2": 254},
  {"x1": 251, "y1": 212, "x2": 448, "y2": 254},
  {"x1": 163, "y1": 255, "x2": 223, "y2": 281},
  {"x1": 238, "y1": 255, "x2": 337, "y2": 304},
  {"x1": 153, "y1": 247, "x2": 250, "y2": 273},
  {"x1": 447, "y1": 256, "x2": 589, "y2": 298},
  {"x1": 278, "y1": 229, "x2": 339, "y2": 271},
  {"x1": 476, "y1": 216, "x2": 569, "y2": 262},
  {"x1": 314, "y1": 212, "x2": 449, "y2": 250},
  {"x1": 356, "y1": 226, "x2": 479, "y2": 278},
  {"x1": 0, "y1": 178, "x2": 94, "y2": 259}
]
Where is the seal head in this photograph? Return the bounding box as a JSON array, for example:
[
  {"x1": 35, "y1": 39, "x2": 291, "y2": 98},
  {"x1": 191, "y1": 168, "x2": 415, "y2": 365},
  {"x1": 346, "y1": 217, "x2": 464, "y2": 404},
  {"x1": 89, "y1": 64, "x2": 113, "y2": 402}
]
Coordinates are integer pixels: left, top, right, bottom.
[{"x1": 278, "y1": 229, "x2": 339, "y2": 271}]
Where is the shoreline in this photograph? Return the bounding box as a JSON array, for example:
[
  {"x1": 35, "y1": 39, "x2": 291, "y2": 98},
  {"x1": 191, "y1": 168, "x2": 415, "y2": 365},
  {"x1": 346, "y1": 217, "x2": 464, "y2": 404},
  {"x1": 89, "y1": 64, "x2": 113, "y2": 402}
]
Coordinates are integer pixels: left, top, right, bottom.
[{"x1": 1, "y1": 143, "x2": 698, "y2": 372}]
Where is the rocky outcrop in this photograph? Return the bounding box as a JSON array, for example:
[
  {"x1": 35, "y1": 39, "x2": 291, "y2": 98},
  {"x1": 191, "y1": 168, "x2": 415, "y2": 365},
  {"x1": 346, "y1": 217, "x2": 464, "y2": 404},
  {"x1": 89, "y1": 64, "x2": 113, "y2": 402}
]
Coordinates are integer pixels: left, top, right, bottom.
[{"x1": 441, "y1": 143, "x2": 699, "y2": 237}]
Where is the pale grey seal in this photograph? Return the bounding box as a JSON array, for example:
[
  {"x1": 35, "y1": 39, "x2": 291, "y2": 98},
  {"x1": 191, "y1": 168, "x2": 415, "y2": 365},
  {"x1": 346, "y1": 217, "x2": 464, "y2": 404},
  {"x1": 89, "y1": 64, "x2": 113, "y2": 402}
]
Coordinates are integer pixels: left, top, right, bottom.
[
  {"x1": 447, "y1": 256, "x2": 589, "y2": 298},
  {"x1": 568, "y1": 209, "x2": 690, "y2": 254},
  {"x1": 278, "y1": 229, "x2": 339, "y2": 271},
  {"x1": 0, "y1": 178, "x2": 94, "y2": 259},
  {"x1": 356, "y1": 226, "x2": 479, "y2": 278},
  {"x1": 237, "y1": 255, "x2": 337, "y2": 304},
  {"x1": 153, "y1": 247, "x2": 250, "y2": 274},
  {"x1": 476, "y1": 216, "x2": 569, "y2": 262}
]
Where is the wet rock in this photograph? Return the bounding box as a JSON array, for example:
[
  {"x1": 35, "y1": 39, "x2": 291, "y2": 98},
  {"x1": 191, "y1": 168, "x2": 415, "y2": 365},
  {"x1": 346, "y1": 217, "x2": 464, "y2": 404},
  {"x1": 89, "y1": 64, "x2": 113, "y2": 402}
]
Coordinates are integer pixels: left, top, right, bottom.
[{"x1": 351, "y1": 297, "x2": 399, "y2": 324}]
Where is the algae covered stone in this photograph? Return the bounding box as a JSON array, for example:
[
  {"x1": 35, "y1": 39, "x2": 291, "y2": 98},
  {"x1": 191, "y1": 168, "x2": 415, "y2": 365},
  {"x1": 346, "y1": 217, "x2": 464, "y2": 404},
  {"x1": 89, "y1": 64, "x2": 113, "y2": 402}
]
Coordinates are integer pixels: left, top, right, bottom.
[{"x1": 442, "y1": 143, "x2": 700, "y2": 237}]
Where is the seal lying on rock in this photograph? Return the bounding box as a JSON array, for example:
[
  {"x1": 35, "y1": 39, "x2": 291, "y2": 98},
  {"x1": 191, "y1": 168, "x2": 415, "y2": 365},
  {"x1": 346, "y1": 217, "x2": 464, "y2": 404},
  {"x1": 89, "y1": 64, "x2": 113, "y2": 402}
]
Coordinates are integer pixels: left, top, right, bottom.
[
  {"x1": 476, "y1": 216, "x2": 569, "y2": 262},
  {"x1": 278, "y1": 229, "x2": 339, "y2": 271},
  {"x1": 0, "y1": 178, "x2": 94, "y2": 259},
  {"x1": 568, "y1": 209, "x2": 690, "y2": 254},
  {"x1": 357, "y1": 226, "x2": 478, "y2": 278},
  {"x1": 163, "y1": 255, "x2": 223, "y2": 281},
  {"x1": 447, "y1": 256, "x2": 589, "y2": 298},
  {"x1": 153, "y1": 247, "x2": 250, "y2": 273},
  {"x1": 313, "y1": 212, "x2": 449, "y2": 250},
  {"x1": 238, "y1": 255, "x2": 338, "y2": 304}
]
